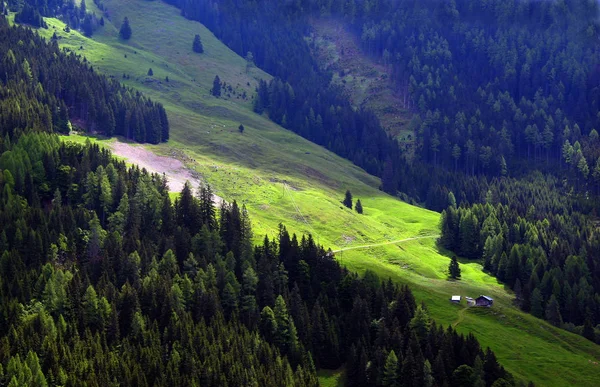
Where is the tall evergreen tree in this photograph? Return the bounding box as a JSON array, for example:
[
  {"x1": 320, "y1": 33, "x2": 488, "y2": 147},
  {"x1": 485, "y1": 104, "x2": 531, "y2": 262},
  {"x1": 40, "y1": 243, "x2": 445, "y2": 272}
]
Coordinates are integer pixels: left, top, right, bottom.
[
  {"x1": 212, "y1": 75, "x2": 221, "y2": 97},
  {"x1": 448, "y1": 256, "x2": 461, "y2": 280},
  {"x1": 382, "y1": 350, "x2": 400, "y2": 387},
  {"x1": 355, "y1": 199, "x2": 363, "y2": 214},
  {"x1": 343, "y1": 190, "x2": 353, "y2": 209},
  {"x1": 193, "y1": 34, "x2": 204, "y2": 53},
  {"x1": 119, "y1": 17, "x2": 132, "y2": 40}
]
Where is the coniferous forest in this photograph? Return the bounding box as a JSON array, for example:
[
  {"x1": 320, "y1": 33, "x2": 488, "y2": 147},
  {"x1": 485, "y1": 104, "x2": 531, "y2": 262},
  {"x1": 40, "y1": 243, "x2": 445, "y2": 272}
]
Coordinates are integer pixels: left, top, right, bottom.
[
  {"x1": 0, "y1": 16, "x2": 168, "y2": 143},
  {"x1": 3, "y1": 0, "x2": 600, "y2": 384},
  {"x1": 0, "y1": 8, "x2": 520, "y2": 387},
  {"x1": 157, "y1": 0, "x2": 600, "y2": 341}
]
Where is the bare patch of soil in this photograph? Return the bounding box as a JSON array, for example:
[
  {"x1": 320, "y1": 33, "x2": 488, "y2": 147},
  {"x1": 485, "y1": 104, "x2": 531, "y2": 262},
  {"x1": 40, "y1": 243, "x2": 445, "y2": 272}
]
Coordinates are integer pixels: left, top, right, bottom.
[{"x1": 109, "y1": 140, "x2": 223, "y2": 205}]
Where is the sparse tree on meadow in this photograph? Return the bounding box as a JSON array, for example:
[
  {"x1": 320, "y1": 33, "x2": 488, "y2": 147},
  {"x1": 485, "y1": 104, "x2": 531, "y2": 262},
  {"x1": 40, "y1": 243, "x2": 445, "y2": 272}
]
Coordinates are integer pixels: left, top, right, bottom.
[
  {"x1": 212, "y1": 75, "x2": 221, "y2": 97},
  {"x1": 343, "y1": 190, "x2": 352, "y2": 209},
  {"x1": 120, "y1": 17, "x2": 132, "y2": 40},
  {"x1": 193, "y1": 34, "x2": 204, "y2": 53},
  {"x1": 355, "y1": 199, "x2": 363, "y2": 214},
  {"x1": 448, "y1": 256, "x2": 461, "y2": 279}
]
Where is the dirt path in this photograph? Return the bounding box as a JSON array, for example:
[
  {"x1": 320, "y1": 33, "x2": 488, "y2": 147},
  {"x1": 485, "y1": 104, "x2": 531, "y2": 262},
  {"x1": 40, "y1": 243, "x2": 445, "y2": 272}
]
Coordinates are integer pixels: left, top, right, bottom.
[
  {"x1": 109, "y1": 141, "x2": 223, "y2": 205},
  {"x1": 332, "y1": 235, "x2": 439, "y2": 253},
  {"x1": 452, "y1": 306, "x2": 470, "y2": 328}
]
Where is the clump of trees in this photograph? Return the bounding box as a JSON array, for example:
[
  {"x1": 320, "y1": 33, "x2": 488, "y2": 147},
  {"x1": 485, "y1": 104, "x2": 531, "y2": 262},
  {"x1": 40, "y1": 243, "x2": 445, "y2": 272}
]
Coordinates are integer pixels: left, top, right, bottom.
[
  {"x1": 439, "y1": 197, "x2": 600, "y2": 342},
  {"x1": 0, "y1": 127, "x2": 515, "y2": 385},
  {"x1": 0, "y1": 16, "x2": 168, "y2": 143}
]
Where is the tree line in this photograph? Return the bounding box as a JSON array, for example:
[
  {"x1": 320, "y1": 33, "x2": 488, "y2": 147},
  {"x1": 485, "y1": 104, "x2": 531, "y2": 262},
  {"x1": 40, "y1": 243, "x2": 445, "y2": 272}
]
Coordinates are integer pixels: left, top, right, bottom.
[
  {"x1": 0, "y1": 19, "x2": 517, "y2": 382},
  {"x1": 0, "y1": 15, "x2": 169, "y2": 143},
  {"x1": 439, "y1": 194, "x2": 600, "y2": 342},
  {"x1": 0, "y1": 131, "x2": 517, "y2": 385}
]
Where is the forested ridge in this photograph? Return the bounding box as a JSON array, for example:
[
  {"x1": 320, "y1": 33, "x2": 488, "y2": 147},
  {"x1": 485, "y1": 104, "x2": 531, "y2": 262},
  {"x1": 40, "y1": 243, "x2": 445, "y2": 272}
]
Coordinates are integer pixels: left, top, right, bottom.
[
  {"x1": 159, "y1": 0, "x2": 600, "y2": 209},
  {"x1": 0, "y1": 130, "x2": 514, "y2": 385},
  {"x1": 0, "y1": 10, "x2": 520, "y2": 386},
  {"x1": 0, "y1": 15, "x2": 168, "y2": 143},
  {"x1": 151, "y1": 0, "x2": 600, "y2": 340},
  {"x1": 4, "y1": 0, "x2": 600, "y2": 380}
]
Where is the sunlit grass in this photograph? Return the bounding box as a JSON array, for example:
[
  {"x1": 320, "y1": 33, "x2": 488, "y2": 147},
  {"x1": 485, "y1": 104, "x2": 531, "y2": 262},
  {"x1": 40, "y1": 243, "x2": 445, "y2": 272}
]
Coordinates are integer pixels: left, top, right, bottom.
[{"x1": 43, "y1": 1, "x2": 600, "y2": 385}]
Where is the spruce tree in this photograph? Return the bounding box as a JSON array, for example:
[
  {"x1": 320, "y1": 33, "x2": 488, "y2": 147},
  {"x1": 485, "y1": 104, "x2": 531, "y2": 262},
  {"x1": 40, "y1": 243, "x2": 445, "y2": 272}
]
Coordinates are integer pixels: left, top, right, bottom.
[
  {"x1": 238, "y1": 124, "x2": 245, "y2": 133},
  {"x1": 530, "y1": 288, "x2": 544, "y2": 318},
  {"x1": 382, "y1": 350, "x2": 399, "y2": 387},
  {"x1": 545, "y1": 295, "x2": 562, "y2": 327},
  {"x1": 147, "y1": 68, "x2": 153, "y2": 76},
  {"x1": 119, "y1": 17, "x2": 132, "y2": 40},
  {"x1": 212, "y1": 75, "x2": 221, "y2": 97},
  {"x1": 193, "y1": 34, "x2": 204, "y2": 53},
  {"x1": 355, "y1": 199, "x2": 363, "y2": 214},
  {"x1": 448, "y1": 256, "x2": 461, "y2": 280},
  {"x1": 343, "y1": 190, "x2": 353, "y2": 209}
]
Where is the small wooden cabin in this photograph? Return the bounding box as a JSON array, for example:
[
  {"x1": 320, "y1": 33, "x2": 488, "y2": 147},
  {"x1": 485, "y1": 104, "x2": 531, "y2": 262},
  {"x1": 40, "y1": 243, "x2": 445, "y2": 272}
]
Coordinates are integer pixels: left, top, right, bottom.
[
  {"x1": 475, "y1": 295, "x2": 493, "y2": 307},
  {"x1": 450, "y1": 295, "x2": 461, "y2": 303}
]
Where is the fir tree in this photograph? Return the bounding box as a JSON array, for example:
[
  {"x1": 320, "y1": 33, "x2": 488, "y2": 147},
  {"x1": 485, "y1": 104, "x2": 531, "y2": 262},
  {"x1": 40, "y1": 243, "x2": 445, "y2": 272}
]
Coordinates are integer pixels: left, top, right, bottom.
[
  {"x1": 382, "y1": 350, "x2": 399, "y2": 387},
  {"x1": 212, "y1": 75, "x2": 221, "y2": 97},
  {"x1": 448, "y1": 256, "x2": 461, "y2": 280},
  {"x1": 119, "y1": 17, "x2": 132, "y2": 40},
  {"x1": 193, "y1": 34, "x2": 204, "y2": 53},
  {"x1": 355, "y1": 199, "x2": 363, "y2": 214},
  {"x1": 147, "y1": 68, "x2": 153, "y2": 76},
  {"x1": 545, "y1": 295, "x2": 562, "y2": 327},
  {"x1": 343, "y1": 190, "x2": 353, "y2": 209},
  {"x1": 239, "y1": 124, "x2": 245, "y2": 133}
]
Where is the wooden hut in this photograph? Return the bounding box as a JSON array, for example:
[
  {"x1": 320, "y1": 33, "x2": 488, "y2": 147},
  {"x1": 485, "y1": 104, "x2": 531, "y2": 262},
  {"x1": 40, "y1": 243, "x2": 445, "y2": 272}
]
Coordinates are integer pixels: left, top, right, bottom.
[{"x1": 475, "y1": 295, "x2": 493, "y2": 307}]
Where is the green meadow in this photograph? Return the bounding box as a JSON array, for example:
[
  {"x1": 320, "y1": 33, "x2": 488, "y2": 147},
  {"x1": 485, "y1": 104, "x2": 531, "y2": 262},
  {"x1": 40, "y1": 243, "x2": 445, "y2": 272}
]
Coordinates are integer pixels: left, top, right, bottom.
[{"x1": 30, "y1": 0, "x2": 600, "y2": 385}]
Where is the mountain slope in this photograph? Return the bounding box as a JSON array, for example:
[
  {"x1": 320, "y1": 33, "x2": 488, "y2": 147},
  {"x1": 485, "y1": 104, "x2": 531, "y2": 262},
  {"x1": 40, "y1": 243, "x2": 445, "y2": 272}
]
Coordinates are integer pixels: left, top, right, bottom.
[{"x1": 24, "y1": 1, "x2": 600, "y2": 385}]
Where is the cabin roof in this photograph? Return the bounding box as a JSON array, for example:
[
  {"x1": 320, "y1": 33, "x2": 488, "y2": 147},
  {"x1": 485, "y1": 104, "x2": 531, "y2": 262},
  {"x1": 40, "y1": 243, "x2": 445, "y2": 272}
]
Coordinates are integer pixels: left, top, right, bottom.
[
  {"x1": 477, "y1": 295, "x2": 493, "y2": 301},
  {"x1": 451, "y1": 295, "x2": 461, "y2": 301}
]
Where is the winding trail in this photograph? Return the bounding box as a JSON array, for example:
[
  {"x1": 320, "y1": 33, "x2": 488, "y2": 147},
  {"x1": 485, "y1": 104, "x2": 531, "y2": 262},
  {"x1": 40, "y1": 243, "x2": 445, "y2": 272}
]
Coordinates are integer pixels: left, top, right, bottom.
[
  {"x1": 332, "y1": 235, "x2": 439, "y2": 253},
  {"x1": 452, "y1": 306, "x2": 470, "y2": 329}
]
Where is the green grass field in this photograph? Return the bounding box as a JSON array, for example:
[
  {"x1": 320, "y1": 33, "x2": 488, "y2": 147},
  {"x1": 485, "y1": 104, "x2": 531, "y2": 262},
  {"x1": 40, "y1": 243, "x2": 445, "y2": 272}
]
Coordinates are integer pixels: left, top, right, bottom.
[{"x1": 29, "y1": 1, "x2": 600, "y2": 385}]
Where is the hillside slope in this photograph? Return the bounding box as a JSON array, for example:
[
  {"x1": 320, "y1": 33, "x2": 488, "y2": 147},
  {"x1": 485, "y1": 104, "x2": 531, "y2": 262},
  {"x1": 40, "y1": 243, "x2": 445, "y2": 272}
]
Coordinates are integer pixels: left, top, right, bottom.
[
  {"x1": 26, "y1": 0, "x2": 600, "y2": 385},
  {"x1": 307, "y1": 19, "x2": 413, "y2": 147}
]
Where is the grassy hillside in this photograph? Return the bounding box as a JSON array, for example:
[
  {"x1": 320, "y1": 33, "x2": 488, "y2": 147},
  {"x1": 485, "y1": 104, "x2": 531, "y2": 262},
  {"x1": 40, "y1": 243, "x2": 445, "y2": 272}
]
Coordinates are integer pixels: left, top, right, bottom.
[
  {"x1": 307, "y1": 19, "x2": 414, "y2": 150},
  {"x1": 24, "y1": 1, "x2": 600, "y2": 385}
]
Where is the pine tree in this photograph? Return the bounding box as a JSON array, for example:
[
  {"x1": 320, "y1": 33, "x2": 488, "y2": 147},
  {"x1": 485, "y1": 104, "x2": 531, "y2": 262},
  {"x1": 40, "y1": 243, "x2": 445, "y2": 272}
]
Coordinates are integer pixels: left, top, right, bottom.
[
  {"x1": 583, "y1": 318, "x2": 595, "y2": 342},
  {"x1": 147, "y1": 68, "x2": 153, "y2": 76},
  {"x1": 448, "y1": 256, "x2": 461, "y2": 280},
  {"x1": 459, "y1": 211, "x2": 479, "y2": 259},
  {"x1": 239, "y1": 124, "x2": 245, "y2": 133},
  {"x1": 343, "y1": 190, "x2": 353, "y2": 209},
  {"x1": 119, "y1": 17, "x2": 132, "y2": 40},
  {"x1": 193, "y1": 34, "x2": 204, "y2": 53},
  {"x1": 530, "y1": 288, "x2": 544, "y2": 318},
  {"x1": 212, "y1": 75, "x2": 221, "y2": 97},
  {"x1": 355, "y1": 199, "x2": 363, "y2": 214},
  {"x1": 382, "y1": 350, "x2": 399, "y2": 386},
  {"x1": 545, "y1": 294, "x2": 562, "y2": 327}
]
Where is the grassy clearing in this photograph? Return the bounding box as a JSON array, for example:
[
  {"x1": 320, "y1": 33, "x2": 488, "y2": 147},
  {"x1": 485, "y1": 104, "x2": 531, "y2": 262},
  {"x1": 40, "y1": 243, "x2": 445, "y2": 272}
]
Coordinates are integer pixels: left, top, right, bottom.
[
  {"x1": 307, "y1": 19, "x2": 414, "y2": 150},
  {"x1": 317, "y1": 368, "x2": 345, "y2": 387},
  {"x1": 38, "y1": 1, "x2": 600, "y2": 385}
]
